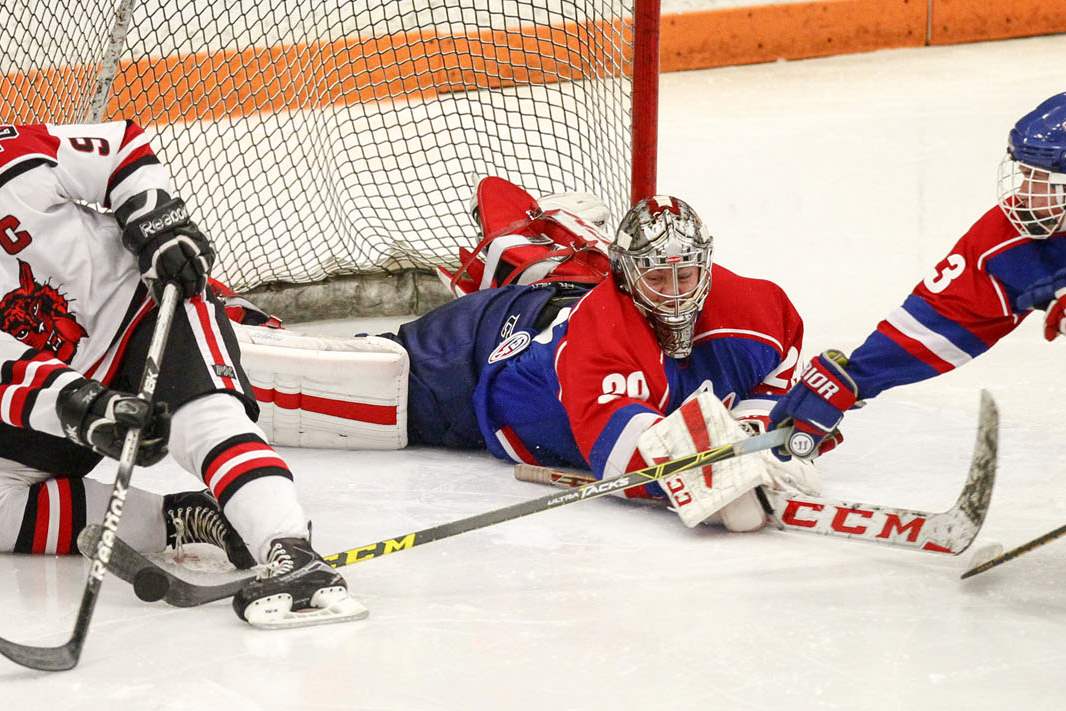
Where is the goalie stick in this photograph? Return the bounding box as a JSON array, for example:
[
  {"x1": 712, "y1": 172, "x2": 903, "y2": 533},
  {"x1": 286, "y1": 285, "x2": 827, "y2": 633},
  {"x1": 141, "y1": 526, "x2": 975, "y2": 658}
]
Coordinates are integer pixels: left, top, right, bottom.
[
  {"x1": 0, "y1": 284, "x2": 180, "y2": 672},
  {"x1": 960, "y1": 522, "x2": 1066, "y2": 579},
  {"x1": 78, "y1": 428, "x2": 790, "y2": 607},
  {"x1": 515, "y1": 390, "x2": 999, "y2": 556}
]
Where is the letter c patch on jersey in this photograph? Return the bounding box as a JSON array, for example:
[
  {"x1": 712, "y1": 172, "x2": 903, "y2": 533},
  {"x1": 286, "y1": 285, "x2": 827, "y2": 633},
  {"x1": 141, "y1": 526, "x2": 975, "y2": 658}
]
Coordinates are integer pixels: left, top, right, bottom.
[{"x1": 488, "y1": 331, "x2": 531, "y2": 363}]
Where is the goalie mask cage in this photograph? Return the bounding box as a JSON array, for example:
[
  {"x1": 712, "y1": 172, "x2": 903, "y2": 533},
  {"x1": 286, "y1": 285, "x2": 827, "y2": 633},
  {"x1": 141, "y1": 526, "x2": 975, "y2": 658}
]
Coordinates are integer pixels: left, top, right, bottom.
[{"x1": 1, "y1": 0, "x2": 659, "y2": 317}]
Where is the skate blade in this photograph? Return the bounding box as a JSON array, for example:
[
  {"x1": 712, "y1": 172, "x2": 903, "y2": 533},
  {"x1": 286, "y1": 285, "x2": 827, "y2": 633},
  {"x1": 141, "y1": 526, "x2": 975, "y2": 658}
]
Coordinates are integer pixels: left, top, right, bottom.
[{"x1": 244, "y1": 590, "x2": 369, "y2": 630}]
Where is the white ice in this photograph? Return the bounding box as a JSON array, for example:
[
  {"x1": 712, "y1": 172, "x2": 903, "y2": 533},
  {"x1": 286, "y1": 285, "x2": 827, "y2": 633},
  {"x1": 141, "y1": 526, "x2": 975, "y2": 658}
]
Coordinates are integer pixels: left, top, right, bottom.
[{"x1": 5, "y1": 34, "x2": 1066, "y2": 710}]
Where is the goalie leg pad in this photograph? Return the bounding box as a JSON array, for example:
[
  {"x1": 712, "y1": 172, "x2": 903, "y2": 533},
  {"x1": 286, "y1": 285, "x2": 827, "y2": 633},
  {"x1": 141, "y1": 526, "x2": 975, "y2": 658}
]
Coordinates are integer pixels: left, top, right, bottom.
[
  {"x1": 235, "y1": 325, "x2": 408, "y2": 450},
  {"x1": 718, "y1": 490, "x2": 768, "y2": 533}
]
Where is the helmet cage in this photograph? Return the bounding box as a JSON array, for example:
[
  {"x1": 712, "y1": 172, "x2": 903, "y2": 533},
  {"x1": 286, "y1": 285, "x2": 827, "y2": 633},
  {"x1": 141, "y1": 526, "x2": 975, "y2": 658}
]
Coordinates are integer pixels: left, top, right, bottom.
[
  {"x1": 997, "y1": 154, "x2": 1066, "y2": 238},
  {"x1": 611, "y1": 197, "x2": 713, "y2": 358}
]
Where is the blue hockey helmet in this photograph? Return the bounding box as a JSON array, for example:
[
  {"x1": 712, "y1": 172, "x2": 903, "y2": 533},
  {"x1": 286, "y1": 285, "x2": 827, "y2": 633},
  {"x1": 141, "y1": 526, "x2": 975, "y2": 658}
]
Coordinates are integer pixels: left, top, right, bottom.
[{"x1": 997, "y1": 93, "x2": 1066, "y2": 238}]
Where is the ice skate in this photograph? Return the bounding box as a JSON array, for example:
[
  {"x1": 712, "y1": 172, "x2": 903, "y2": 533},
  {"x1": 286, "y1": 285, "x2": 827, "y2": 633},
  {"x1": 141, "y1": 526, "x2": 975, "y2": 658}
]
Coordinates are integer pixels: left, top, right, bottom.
[
  {"x1": 232, "y1": 537, "x2": 368, "y2": 629},
  {"x1": 163, "y1": 490, "x2": 255, "y2": 570}
]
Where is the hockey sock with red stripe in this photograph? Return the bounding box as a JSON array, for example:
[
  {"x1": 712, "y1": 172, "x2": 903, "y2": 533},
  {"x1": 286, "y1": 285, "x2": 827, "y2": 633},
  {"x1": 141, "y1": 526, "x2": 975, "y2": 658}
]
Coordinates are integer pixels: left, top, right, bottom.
[{"x1": 9, "y1": 476, "x2": 166, "y2": 555}]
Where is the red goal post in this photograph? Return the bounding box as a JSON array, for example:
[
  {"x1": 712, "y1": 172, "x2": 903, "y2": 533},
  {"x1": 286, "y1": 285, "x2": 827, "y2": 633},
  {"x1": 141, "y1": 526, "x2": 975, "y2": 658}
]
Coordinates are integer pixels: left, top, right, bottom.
[{"x1": 1, "y1": 0, "x2": 659, "y2": 317}]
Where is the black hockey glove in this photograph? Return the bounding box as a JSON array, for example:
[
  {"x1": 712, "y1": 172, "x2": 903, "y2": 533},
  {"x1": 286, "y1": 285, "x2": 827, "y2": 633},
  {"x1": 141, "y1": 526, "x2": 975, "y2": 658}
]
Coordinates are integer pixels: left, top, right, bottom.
[
  {"x1": 119, "y1": 194, "x2": 216, "y2": 300},
  {"x1": 56, "y1": 380, "x2": 171, "y2": 466}
]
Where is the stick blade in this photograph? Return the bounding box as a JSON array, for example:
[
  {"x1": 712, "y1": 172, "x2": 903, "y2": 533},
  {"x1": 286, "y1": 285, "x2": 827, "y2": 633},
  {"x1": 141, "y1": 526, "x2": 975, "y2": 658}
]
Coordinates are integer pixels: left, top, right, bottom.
[
  {"x1": 949, "y1": 390, "x2": 999, "y2": 547},
  {"x1": 0, "y1": 637, "x2": 79, "y2": 672},
  {"x1": 759, "y1": 390, "x2": 999, "y2": 556},
  {"x1": 79, "y1": 524, "x2": 251, "y2": 607},
  {"x1": 917, "y1": 389, "x2": 999, "y2": 556}
]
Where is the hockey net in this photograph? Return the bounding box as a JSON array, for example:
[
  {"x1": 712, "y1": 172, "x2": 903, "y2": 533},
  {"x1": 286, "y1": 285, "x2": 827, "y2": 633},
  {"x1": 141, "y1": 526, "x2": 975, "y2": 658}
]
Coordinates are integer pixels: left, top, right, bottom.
[{"x1": 1, "y1": 0, "x2": 657, "y2": 312}]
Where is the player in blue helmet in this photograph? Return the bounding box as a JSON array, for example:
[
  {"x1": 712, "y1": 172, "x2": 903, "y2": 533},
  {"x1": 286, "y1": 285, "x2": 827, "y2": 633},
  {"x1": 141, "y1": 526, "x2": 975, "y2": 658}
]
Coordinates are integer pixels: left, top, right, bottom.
[
  {"x1": 997, "y1": 92, "x2": 1066, "y2": 238},
  {"x1": 769, "y1": 92, "x2": 1066, "y2": 460}
]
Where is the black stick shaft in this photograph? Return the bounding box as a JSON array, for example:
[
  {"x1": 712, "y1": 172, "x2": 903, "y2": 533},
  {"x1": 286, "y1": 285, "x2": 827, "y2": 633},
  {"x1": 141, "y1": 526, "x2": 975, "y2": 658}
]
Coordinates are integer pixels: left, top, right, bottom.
[
  {"x1": 0, "y1": 284, "x2": 180, "y2": 671},
  {"x1": 961, "y1": 523, "x2": 1066, "y2": 579},
  {"x1": 324, "y1": 429, "x2": 786, "y2": 567}
]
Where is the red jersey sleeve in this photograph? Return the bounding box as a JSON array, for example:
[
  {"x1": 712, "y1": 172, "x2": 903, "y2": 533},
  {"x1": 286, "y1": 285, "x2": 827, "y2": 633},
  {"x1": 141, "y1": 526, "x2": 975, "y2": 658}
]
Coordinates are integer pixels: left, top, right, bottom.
[{"x1": 554, "y1": 280, "x2": 670, "y2": 478}]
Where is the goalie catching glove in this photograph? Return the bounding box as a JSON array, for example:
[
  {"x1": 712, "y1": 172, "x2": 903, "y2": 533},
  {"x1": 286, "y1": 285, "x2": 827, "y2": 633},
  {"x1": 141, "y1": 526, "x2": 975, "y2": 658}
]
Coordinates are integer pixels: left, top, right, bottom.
[
  {"x1": 116, "y1": 190, "x2": 216, "y2": 299},
  {"x1": 637, "y1": 391, "x2": 820, "y2": 531},
  {"x1": 56, "y1": 379, "x2": 170, "y2": 465}
]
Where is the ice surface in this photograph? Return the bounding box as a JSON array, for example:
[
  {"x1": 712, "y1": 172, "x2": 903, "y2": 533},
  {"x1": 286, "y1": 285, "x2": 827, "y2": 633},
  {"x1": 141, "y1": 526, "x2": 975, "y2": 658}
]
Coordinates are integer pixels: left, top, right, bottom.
[{"x1": 4, "y1": 34, "x2": 1066, "y2": 710}]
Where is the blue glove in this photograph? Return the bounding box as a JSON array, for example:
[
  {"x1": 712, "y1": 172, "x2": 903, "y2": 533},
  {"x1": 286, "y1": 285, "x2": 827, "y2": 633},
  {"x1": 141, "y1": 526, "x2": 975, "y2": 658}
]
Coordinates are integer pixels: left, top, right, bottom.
[
  {"x1": 769, "y1": 350, "x2": 859, "y2": 461},
  {"x1": 1016, "y1": 268, "x2": 1066, "y2": 342},
  {"x1": 1016, "y1": 267, "x2": 1066, "y2": 312}
]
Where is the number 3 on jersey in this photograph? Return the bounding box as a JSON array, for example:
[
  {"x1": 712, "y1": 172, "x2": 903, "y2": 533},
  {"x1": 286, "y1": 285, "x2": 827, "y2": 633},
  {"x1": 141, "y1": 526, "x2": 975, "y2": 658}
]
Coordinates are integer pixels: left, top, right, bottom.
[
  {"x1": 598, "y1": 371, "x2": 649, "y2": 404},
  {"x1": 923, "y1": 254, "x2": 966, "y2": 294}
]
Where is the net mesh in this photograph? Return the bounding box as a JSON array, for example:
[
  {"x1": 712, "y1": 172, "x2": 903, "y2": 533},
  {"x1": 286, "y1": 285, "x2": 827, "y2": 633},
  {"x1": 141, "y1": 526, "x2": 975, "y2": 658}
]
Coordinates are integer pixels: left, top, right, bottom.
[{"x1": 2, "y1": 0, "x2": 638, "y2": 292}]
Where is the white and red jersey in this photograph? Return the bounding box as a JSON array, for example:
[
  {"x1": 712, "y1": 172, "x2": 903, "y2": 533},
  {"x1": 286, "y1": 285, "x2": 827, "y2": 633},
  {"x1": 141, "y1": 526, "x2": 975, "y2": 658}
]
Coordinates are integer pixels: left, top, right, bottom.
[
  {"x1": 0, "y1": 121, "x2": 170, "y2": 438},
  {"x1": 846, "y1": 206, "x2": 1066, "y2": 398},
  {"x1": 477, "y1": 265, "x2": 804, "y2": 479}
]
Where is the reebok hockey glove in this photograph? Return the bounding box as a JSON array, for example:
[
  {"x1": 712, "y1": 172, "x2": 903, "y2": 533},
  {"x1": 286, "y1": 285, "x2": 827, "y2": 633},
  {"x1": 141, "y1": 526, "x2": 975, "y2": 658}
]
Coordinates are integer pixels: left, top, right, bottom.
[
  {"x1": 118, "y1": 192, "x2": 216, "y2": 300},
  {"x1": 57, "y1": 379, "x2": 171, "y2": 465},
  {"x1": 1016, "y1": 267, "x2": 1066, "y2": 341},
  {"x1": 768, "y1": 350, "x2": 858, "y2": 461}
]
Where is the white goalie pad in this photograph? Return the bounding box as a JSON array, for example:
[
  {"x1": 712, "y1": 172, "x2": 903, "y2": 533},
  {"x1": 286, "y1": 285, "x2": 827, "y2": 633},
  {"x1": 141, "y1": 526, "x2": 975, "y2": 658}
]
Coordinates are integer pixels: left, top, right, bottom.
[
  {"x1": 637, "y1": 392, "x2": 821, "y2": 531},
  {"x1": 234, "y1": 324, "x2": 408, "y2": 450}
]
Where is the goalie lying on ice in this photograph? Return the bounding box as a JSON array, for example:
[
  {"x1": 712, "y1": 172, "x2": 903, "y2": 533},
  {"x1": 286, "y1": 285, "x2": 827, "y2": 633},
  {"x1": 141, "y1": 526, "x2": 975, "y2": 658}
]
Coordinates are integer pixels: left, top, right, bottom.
[{"x1": 233, "y1": 177, "x2": 821, "y2": 531}]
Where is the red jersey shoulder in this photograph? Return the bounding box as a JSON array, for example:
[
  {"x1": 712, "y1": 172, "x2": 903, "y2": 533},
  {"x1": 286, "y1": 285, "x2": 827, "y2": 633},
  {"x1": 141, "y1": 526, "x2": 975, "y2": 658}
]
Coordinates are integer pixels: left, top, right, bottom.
[
  {"x1": 0, "y1": 125, "x2": 60, "y2": 176},
  {"x1": 568, "y1": 278, "x2": 640, "y2": 329},
  {"x1": 563, "y1": 278, "x2": 661, "y2": 360},
  {"x1": 912, "y1": 206, "x2": 1024, "y2": 303},
  {"x1": 694, "y1": 264, "x2": 801, "y2": 354},
  {"x1": 949, "y1": 206, "x2": 1025, "y2": 266}
]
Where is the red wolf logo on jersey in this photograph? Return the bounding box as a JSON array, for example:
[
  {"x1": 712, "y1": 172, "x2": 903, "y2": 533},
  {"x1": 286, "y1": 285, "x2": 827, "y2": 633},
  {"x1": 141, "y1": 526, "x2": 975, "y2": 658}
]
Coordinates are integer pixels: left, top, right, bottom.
[{"x1": 0, "y1": 260, "x2": 88, "y2": 362}]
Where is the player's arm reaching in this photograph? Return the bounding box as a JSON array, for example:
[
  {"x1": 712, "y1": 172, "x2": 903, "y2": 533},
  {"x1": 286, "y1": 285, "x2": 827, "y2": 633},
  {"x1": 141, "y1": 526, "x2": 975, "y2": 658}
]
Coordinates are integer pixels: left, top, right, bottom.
[
  {"x1": 771, "y1": 225, "x2": 1024, "y2": 459},
  {"x1": 771, "y1": 93, "x2": 1066, "y2": 459}
]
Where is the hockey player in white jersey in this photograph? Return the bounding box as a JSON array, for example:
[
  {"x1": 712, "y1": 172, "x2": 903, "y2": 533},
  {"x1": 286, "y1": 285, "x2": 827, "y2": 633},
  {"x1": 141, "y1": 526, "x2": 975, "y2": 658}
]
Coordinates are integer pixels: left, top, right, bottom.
[{"x1": 0, "y1": 121, "x2": 363, "y2": 627}]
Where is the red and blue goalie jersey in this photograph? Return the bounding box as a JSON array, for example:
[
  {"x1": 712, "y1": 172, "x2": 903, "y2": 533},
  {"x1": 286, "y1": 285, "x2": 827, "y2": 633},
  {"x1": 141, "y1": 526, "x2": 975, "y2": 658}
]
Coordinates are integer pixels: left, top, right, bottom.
[
  {"x1": 846, "y1": 206, "x2": 1066, "y2": 399},
  {"x1": 474, "y1": 264, "x2": 804, "y2": 478}
]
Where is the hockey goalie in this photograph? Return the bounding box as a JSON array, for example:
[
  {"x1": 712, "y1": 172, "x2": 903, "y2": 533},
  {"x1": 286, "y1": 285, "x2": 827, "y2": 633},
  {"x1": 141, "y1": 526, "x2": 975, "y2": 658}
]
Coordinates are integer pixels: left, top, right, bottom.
[{"x1": 233, "y1": 176, "x2": 822, "y2": 531}]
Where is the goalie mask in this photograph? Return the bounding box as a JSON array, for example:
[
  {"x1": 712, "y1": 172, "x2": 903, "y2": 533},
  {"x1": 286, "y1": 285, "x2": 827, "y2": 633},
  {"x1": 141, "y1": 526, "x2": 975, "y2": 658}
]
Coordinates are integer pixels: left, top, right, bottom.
[
  {"x1": 610, "y1": 196, "x2": 713, "y2": 358},
  {"x1": 997, "y1": 92, "x2": 1066, "y2": 238}
]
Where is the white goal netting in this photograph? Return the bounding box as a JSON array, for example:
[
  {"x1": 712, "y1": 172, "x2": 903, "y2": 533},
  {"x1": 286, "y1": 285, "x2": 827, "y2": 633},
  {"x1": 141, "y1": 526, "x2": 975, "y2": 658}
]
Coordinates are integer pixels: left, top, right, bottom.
[{"x1": 2, "y1": 0, "x2": 645, "y2": 294}]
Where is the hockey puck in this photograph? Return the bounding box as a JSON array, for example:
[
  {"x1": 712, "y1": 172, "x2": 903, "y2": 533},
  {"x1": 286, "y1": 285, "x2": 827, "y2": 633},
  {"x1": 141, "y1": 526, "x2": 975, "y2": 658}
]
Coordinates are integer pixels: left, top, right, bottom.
[{"x1": 133, "y1": 568, "x2": 170, "y2": 602}]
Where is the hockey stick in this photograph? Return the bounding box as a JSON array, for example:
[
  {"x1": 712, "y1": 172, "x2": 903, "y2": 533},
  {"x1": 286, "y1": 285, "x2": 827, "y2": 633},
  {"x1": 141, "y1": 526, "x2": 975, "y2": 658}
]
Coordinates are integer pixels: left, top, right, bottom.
[
  {"x1": 516, "y1": 390, "x2": 999, "y2": 556},
  {"x1": 960, "y1": 522, "x2": 1066, "y2": 579},
  {"x1": 78, "y1": 428, "x2": 790, "y2": 607},
  {"x1": 0, "y1": 284, "x2": 180, "y2": 672}
]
